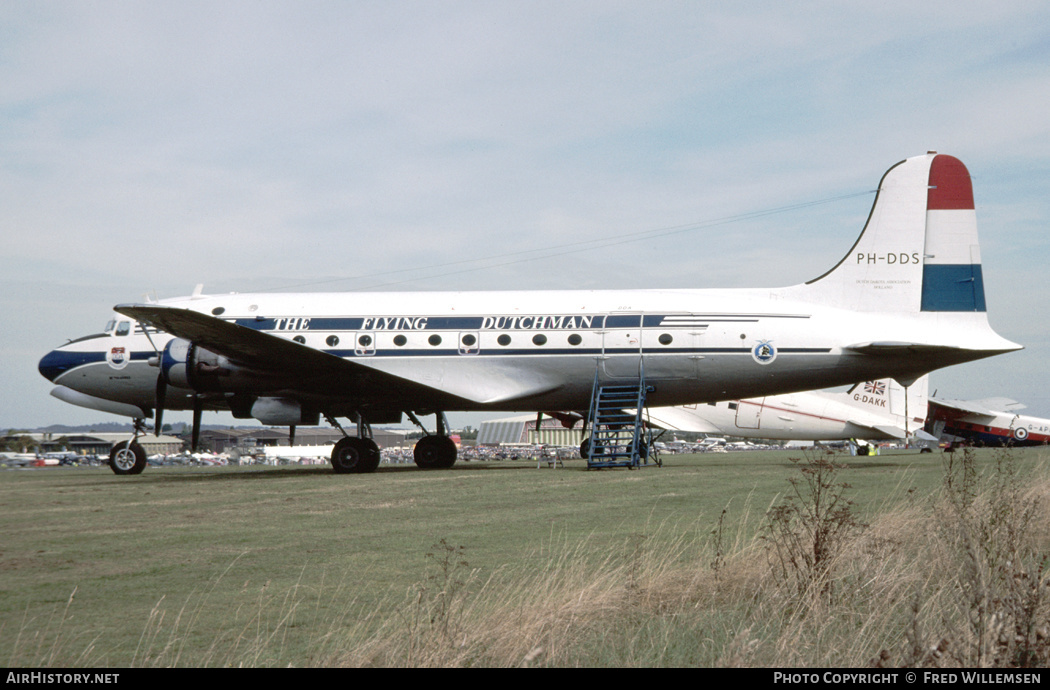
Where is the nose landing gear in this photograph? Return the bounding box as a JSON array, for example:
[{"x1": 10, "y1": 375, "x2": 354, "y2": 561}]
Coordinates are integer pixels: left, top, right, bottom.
[{"x1": 108, "y1": 418, "x2": 149, "y2": 475}]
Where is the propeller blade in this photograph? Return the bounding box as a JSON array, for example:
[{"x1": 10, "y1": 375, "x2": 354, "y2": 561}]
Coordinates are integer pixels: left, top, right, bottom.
[
  {"x1": 191, "y1": 397, "x2": 203, "y2": 452},
  {"x1": 289, "y1": 424, "x2": 296, "y2": 447},
  {"x1": 154, "y1": 375, "x2": 167, "y2": 436}
]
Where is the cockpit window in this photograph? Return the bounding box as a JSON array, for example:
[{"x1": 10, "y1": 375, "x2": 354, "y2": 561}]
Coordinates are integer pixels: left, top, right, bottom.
[
  {"x1": 115, "y1": 321, "x2": 131, "y2": 336},
  {"x1": 105, "y1": 319, "x2": 116, "y2": 333}
]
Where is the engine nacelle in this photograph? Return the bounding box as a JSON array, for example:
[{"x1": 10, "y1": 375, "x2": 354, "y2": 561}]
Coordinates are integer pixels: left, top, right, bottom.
[
  {"x1": 250, "y1": 397, "x2": 320, "y2": 426},
  {"x1": 160, "y1": 338, "x2": 194, "y2": 389},
  {"x1": 160, "y1": 338, "x2": 296, "y2": 393}
]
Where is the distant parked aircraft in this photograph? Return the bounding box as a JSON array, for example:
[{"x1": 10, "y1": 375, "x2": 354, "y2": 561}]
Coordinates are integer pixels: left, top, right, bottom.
[
  {"x1": 645, "y1": 376, "x2": 931, "y2": 443},
  {"x1": 926, "y1": 395, "x2": 1050, "y2": 446}
]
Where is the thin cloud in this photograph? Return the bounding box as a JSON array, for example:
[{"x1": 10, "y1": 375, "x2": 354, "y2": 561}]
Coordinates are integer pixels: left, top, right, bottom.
[{"x1": 3, "y1": 2, "x2": 1049, "y2": 427}]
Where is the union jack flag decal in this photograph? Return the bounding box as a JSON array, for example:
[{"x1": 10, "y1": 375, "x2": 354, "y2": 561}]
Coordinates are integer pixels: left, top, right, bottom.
[{"x1": 864, "y1": 381, "x2": 886, "y2": 395}]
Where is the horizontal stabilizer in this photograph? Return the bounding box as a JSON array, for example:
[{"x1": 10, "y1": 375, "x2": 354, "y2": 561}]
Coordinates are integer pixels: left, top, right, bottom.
[
  {"x1": 841, "y1": 417, "x2": 908, "y2": 440},
  {"x1": 867, "y1": 423, "x2": 908, "y2": 440},
  {"x1": 845, "y1": 341, "x2": 968, "y2": 355}
]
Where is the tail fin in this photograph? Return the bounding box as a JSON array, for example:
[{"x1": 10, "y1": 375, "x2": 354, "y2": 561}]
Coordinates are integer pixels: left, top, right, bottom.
[
  {"x1": 842, "y1": 375, "x2": 929, "y2": 439},
  {"x1": 800, "y1": 152, "x2": 985, "y2": 313}
]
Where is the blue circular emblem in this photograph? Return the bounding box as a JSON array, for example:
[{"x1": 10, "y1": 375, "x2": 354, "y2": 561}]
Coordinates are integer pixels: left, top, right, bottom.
[{"x1": 752, "y1": 340, "x2": 777, "y2": 365}]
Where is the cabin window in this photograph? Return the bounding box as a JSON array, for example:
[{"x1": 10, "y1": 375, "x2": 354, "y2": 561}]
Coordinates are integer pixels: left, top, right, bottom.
[
  {"x1": 532, "y1": 334, "x2": 547, "y2": 346},
  {"x1": 461, "y1": 334, "x2": 476, "y2": 347},
  {"x1": 567, "y1": 334, "x2": 582, "y2": 346},
  {"x1": 326, "y1": 335, "x2": 340, "y2": 347},
  {"x1": 728, "y1": 403, "x2": 738, "y2": 410},
  {"x1": 293, "y1": 335, "x2": 306, "y2": 344},
  {"x1": 497, "y1": 334, "x2": 511, "y2": 346},
  {"x1": 428, "y1": 334, "x2": 442, "y2": 346},
  {"x1": 358, "y1": 335, "x2": 372, "y2": 347},
  {"x1": 658, "y1": 333, "x2": 673, "y2": 345},
  {"x1": 394, "y1": 335, "x2": 408, "y2": 347},
  {"x1": 211, "y1": 307, "x2": 225, "y2": 316}
]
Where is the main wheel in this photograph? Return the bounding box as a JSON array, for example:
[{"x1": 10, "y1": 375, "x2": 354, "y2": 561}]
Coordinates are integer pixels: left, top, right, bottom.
[
  {"x1": 413, "y1": 435, "x2": 457, "y2": 469},
  {"x1": 359, "y1": 438, "x2": 381, "y2": 473},
  {"x1": 331, "y1": 437, "x2": 381, "y2": 474},
  {"x1": 581, "y1": 437, "x2": 608, "y2": 458},
  {"x1": 109, "y1": 441, "x2": 147, "y2": 475}
]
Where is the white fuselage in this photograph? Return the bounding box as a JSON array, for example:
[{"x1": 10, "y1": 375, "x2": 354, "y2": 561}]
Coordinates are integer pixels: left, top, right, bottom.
[
  {"x1": 38, "y1": 154, "x2": 1022, "y2": 427},
  {"x1": 41, "y1": 284, "x2": 1009, "y2": 419}
]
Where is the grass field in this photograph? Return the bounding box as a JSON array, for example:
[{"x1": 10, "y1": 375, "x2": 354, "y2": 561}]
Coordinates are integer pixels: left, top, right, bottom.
[{"x1": 3, "y1": 447, "x2": 1049, "y2": 667}]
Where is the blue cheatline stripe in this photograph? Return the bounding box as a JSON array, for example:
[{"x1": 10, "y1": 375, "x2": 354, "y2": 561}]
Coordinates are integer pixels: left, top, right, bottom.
[
  {"x1": 921, "y1": 264, "x2": 986, "y2": 312},
  {"x1": 324, "y1": 347, "x2": 832, "y2": 358},
  {"x1": 230, "y1": 313, "x2": 810, "y2": 332}
]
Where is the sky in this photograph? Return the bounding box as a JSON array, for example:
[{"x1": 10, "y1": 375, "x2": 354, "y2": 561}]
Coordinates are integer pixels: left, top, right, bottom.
[{"x1": 3, "y1": 1, "x2": 1050, "y2": 431}]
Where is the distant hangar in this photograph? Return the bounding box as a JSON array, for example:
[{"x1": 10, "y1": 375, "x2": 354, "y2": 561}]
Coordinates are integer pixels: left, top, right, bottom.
[{"x1": 477, "y1": 414, "x2": 584, "y2": 447}]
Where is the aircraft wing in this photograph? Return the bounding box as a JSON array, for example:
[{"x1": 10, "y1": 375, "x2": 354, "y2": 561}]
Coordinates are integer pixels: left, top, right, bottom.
[
  {"x1": 641, "y1": 407, "x2": 725, "y2": 434},
  {"x1": 959, "y1": 397, "x2": 1026, "y2": 413},
  {"x1": 114, "y1": 303, "x2": 536, "y2": 407},
  {"x1": 118, "y1": 304, "x2": 359, "y2": 377},
  {"x1": 928, "y1": 396, "x2": 1019, "y2": 420}
]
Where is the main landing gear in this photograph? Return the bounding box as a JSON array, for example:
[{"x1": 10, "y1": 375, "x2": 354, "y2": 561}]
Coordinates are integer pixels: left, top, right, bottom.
[
  {"x1": 326, "y1": 411, "x2": 459, "y2": 474},
  {"x1": 327, "y1": 413, "x2": 381, "y2": 474},
  {"x1": 331, "y1": 436, "x2": 381, "y2": 474},
  {"x1": 413, "y1": 434, "x2": 457, "y2": 469},
  {"x1": 407, "y1": 411, "x2": 458, "y2": 470}
]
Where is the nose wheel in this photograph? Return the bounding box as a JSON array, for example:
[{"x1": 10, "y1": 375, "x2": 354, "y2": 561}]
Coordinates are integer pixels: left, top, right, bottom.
[
  {"x1": 108, "y1": 417, "x2": 149, "y2": 475},
  {"x1": 109, "y1": 440, "x2": 147, "y2": 475}
]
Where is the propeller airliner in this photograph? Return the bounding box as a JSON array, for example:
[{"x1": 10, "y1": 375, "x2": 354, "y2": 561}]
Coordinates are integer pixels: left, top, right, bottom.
[{"x1": 38, "y1": 152, "x2": 1020, "y2": 474}]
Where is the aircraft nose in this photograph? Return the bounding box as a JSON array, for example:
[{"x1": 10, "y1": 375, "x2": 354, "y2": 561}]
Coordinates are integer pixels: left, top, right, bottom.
[{"x1": 38, "y1": 348, "x2": 81, "y2": 382}]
